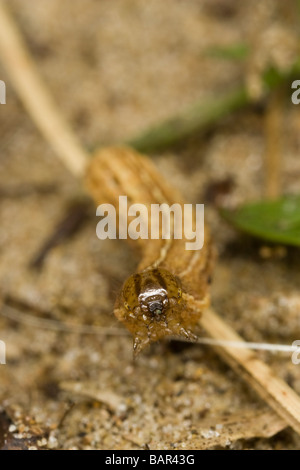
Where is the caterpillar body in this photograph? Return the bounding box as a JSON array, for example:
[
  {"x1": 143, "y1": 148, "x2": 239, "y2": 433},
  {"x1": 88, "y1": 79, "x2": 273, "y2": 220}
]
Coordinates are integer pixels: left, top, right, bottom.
[{"x1": 86, "y1": 147, "x2": 215, "y2": 354}]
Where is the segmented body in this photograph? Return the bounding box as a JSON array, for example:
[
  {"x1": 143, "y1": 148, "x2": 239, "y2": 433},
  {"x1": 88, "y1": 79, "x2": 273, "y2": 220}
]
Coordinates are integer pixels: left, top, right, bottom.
[
  {"x1": 116, "y1": 229, "x2": 214, "y2": 354},
  {"x1": 86, "y1": 147, "x2": 215, "y2": 354}
]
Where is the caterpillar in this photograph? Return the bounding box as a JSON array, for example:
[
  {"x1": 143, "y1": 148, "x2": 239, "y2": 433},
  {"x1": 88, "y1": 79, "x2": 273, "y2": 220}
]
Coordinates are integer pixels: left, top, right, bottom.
[{"x1": 86, "y1": 146, "x2": 215, "y2": 354}]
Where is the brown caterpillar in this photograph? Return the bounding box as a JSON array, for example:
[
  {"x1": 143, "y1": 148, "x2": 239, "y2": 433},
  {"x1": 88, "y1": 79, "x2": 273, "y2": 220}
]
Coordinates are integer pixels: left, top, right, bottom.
[
  {"x1": 115, "y1": 267, "x2": 206, "y2": 354},
  {"x1": 86, "y1": 147, "x2": 215, "y2": 355}
]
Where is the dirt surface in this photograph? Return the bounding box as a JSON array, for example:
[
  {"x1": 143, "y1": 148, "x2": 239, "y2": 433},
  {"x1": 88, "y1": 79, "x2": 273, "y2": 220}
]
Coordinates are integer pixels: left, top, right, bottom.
[{"x1": 0, "y1": 0, "x2": 300, "y2": 449}]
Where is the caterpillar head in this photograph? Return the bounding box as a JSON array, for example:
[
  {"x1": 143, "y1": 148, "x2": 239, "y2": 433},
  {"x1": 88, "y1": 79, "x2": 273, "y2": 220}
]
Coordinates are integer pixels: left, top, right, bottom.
[{"x1": 115, "y1": 268, "x2": 204, "y2": 355}]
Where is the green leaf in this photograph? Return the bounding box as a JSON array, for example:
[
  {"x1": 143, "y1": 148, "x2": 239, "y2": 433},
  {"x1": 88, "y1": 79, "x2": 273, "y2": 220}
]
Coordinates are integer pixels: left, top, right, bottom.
[
  {"x1": 220, "y1": 196, "x2": 300, "y2": 246},
  {"x1": 205, "y1": 43, "x2": 249, "y2": 61}
]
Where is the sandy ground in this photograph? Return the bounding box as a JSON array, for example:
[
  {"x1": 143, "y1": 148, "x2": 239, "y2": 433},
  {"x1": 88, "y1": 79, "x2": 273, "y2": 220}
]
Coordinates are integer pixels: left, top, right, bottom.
[{"x1": 0, "y1": 0, "x2": 300, "y2": 449}]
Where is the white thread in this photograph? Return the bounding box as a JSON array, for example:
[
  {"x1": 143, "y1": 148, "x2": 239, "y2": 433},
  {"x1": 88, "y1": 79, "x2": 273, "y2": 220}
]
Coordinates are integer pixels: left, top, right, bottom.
[{"x1": 183, "y1": 336, "x2": 298, "y2": 353}]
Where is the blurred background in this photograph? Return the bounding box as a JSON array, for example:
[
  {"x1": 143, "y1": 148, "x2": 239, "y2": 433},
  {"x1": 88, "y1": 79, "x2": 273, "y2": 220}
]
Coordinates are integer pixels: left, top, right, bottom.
[{"x1": 0, "y1": 0, "x2": 300, "y2": 450}]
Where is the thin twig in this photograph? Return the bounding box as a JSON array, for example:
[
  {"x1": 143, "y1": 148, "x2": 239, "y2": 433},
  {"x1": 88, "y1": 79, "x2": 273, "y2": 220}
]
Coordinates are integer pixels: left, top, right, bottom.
[
  {"x1": 201, "y1": 308, "x2": 300, "y2": 435},
  {"x1": 150, "y1": 409, "x2": 286, "y2": 449},
  {"x1": 0, "y1": 1, "x2": 88, "y2": 177}
]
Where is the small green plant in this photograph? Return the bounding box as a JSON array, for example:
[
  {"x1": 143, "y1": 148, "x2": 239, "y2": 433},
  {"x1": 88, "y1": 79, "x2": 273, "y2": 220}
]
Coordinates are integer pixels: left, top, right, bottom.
[{"x1": 221, "y1": 196, "x2": 300, "y2": 246}]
